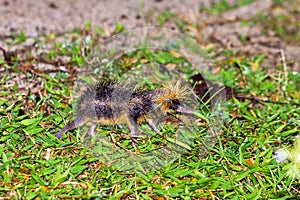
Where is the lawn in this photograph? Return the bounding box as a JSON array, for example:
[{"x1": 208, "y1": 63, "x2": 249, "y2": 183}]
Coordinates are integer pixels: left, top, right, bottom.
[{"x1": 1, "y1": 1, "x2": 300, "y2": 198}]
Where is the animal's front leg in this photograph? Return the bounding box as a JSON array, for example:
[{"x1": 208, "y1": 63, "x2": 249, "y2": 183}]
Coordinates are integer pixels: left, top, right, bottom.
[{"x1": 147, "y1": 118, "x2": 162, "y2": 136}]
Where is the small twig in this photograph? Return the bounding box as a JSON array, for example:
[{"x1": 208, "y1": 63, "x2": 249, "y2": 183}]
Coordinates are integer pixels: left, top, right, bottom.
[
  {"x1": 109, "y1": 132, "x2": 134, "y2": 152},
  {"x1": 235, "y1": 95, "x2": 297, "y2": 105},
  {"x1": 0, "y1": 30, "x2": 74, "y2": 41},
  {"x1": 0, "y1": 46, "x2": 10, "y2": 62},
  {"x1": 234, "y1": 96, "x2": 289, "y2": 104},
  {"x1": 280, "y1": 49, "x2": 288, "y2": 94}
]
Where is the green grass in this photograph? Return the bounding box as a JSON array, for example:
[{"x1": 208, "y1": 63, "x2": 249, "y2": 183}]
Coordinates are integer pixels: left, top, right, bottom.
[
  {"x1": 253, "y1": 13, "x2": 300, "y2": 45},
  {"x1": 0, "y1": 26, "x2": 300, "y2": 199},
  {"x1": 199, "y1": 0, "x2": 258, "y2": 15}
]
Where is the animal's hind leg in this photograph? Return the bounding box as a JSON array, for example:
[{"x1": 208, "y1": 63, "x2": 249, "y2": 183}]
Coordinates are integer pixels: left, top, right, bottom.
[
  {"x1": 87, "y1": 124, "x2": 97, "y2": 137},
  {"x1": 125, "y1": 116, "x2": 140, "y2": 150},
  {"x1": 126, "y1": 116, "x2": 138, "y2": 137},
  {"x1": 54, "y1": 116, "x2": 86, "y2": 139}
]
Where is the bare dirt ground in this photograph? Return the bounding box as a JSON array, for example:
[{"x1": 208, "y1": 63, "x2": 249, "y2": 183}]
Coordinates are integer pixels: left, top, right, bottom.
[
  {"x1": 0, "y1": 0, "x2": 212, "y2": 37},
  {"x1": 0, "y1": 0, "x2": 299, "y2": 71}
]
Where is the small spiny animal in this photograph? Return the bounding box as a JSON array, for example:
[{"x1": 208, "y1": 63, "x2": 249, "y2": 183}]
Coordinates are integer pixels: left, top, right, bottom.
[{"x1": 54, "y1": 80, "x2": 196, "y2": 140}]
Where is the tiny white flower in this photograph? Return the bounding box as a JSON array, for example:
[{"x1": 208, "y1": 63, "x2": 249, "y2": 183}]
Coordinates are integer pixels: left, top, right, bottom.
[{"x1": 274, "y1": 148, "x2": 290, "y2": 163}]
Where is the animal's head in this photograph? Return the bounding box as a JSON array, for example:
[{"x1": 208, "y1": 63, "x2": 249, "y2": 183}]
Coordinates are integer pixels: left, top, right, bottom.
[{"x1": 155, "y1": 80, "x2": 190, "y2": 112}]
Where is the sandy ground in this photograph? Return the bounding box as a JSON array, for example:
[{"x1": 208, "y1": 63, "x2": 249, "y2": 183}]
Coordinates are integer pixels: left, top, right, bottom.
[{"x1": 0, "y1": 0, "x2": 208, "y2": 37}]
